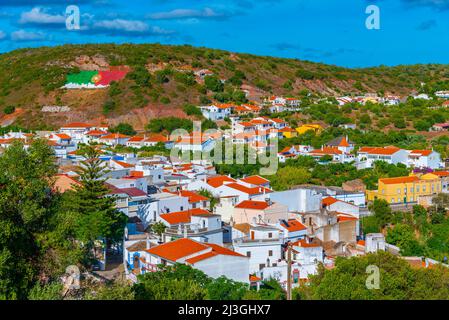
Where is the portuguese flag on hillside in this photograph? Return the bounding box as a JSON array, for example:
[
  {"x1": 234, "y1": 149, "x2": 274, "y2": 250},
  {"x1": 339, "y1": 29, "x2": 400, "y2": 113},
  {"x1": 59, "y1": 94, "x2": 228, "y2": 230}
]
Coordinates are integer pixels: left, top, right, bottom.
[{"x1": 64, "y1": 66, "x2": 129, "y2": 89}]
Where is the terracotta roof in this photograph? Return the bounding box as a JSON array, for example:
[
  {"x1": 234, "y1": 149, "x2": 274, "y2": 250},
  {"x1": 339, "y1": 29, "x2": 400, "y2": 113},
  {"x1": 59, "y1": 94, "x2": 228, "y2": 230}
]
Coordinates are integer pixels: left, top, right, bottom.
[
  {"x1": 100, "y1": 133, "x2": 130, "y2": 140},
  {"x1": 337, "y1": 213, "x2": 358, "y2": 222},
  {"x1": 144, "y1": 134, "x2": 169, "y2": 143},
  {"x1": 293, "y1": 239, "x2": 321, "y2": 248},
  {"x1": 410, "y1": 150, "x2": 433, "y2": 156},
  {"x1": 86, "y1": 130, "x2": 108, "y2": 136},
  {"x1": 239, "y1": 175, "x2": 270, "y2": 186},
  {"x1": 112, "y1": 160, "x2": 135, "y2": 168},
  {"x1": 185, "y1": 243, "x2": 245, "y2": 264},
  {"x1": 280, "y1": 219, "x2": 307, "y2": 232},
  {"x1": 235, "y1": 200, "x2": 270, "y2": 210},
  {"x1": 322, "y1": 196, "x2": 339, "y2": 206},
  {"x1": 379, "y1": 176, "x2": 420, "y2": 184},
  {"x1": 121, "y1": 188, "x2": 147, "y2": 197},
  {"x1": 127, "y1": 136, "x2": 145, "y2": 142},
  {"x1": 159, "y1": 211, "x2": 191, "y2": 225},
  {"x1": 233, "y1": 223, "x2": 251, "y2": 234},
  {"x1": 178, "y1": 190, "x2": 209, "y2": 203},
  {"x1": 225, "y1": 183, "x2": 272, "y2": 195},
  {"x1": 207, "y1": 175, "x2": 236, "y2": 188},
  {"x1": 146, "y1": 238, "x2": 208, "y2": 262},
  {"x1": 433, "y1": 171, "x2": 449, "y2": 177},
  {"x1": 159, "y1": 208, "x2": 211, "y2": 225},
  {"x1": 55, "y1": 133, "x2": 71, "y2": 140},
  {"x1": 309, "y1": 147, "x2": 342, "y2": 155},
  {"x1": 358, "y1": 146, "x2": 400, "y2": 155},
  {"x1": 249, "y1": 275, "x2": 262, "y2": 282}
]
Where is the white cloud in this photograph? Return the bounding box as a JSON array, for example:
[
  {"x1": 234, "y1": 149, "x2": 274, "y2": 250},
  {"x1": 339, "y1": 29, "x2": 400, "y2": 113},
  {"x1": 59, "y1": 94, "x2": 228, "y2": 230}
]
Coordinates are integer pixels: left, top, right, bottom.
[
  {"x1": 19, "y1": 7, "x2": 65, "y2": 25},
  {"x1": 93, "y1": 19, "x2": 150, "y2": 32},
  {"x1": 149, "y1": 8, "x2": 223, "y2": 20},
  {"x1": 91, "y1": 19, "x2": 174, "y2": 36},
  {"x1": 11, "y1": 29, "x2": 45, "y2": 41}
]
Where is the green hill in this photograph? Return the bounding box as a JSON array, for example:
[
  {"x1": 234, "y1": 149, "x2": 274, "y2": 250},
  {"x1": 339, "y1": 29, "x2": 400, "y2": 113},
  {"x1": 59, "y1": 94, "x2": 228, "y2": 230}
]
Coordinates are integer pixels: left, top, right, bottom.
[{"x1": 1, "y1": 43, "x2": 449, "y2": 130}]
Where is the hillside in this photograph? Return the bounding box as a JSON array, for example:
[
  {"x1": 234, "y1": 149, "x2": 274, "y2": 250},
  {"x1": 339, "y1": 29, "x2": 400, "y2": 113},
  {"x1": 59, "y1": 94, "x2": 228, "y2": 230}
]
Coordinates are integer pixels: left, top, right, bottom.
[{"x1": 1, "y1": 43, "x2": 449, "y2": 130}]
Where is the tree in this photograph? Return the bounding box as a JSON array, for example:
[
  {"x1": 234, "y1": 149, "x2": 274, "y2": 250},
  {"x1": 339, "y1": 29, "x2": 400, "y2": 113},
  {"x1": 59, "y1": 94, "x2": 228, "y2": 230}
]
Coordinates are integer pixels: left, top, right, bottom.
[
  {"x1": 134, "y1": 264, "x2": 210, "y2": 300},
  {"x1": 369, "y1": 199, "x2": 392, "y2": 229},
  {"x1": 3, "y1": 105, "x2": 15, "y2": 114},
  {"x1": 304, "y1": 251, "x2": 449, "y2": 300},
  {"x1": 151, "y1": 222, "x2": 167, "y2": 242},
  {"x1": 28, "y1": 282, "x2": 63, "y2": 300},
  {"x1": 85, "y1": 280, "x2": 134, "y2": 300},
  {"x1": 269, "y1": 166, "x2": 312, "y2": 191},
  {"x1": 110, "y1": 123, "x2": 136, "y2": 136},
  {"x1": 0, "y1": 139, "x2": 58, "y2": 299},
  {"x1": 204, "y1": 75, "x2": 224, "y2": 92},
  {"x1": 205, "y1": 276, "x2": 249, "y2": 300},
  {"x1": 67, "y1": 147, "x2": 127, "y2": 259}
]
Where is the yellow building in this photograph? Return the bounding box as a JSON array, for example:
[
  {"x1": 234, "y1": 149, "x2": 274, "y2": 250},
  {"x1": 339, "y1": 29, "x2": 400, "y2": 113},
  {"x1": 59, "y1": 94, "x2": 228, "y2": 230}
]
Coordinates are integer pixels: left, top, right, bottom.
[
  {"x1": 295, "y1": 124, "x2": 323, "y2": 135},
  {"x1": 366, "y1": 173, "x2": 442, "y2": 204},
  {"x1": 279, "y1": 127, "x2": 298, "y2": 139}
]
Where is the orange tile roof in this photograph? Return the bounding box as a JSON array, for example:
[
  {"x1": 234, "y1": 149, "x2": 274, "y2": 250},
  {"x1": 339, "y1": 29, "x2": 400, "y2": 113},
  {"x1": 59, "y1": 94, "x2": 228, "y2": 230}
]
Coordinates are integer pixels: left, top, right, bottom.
[
  {"x1": 281, "y1": 219, "x2": 307, "y2": 232},
  {"x1": 86, "y1": 130, "x2": 108, "y2": 136},
  {"x1": 225, "y1": 183, "x2": 272, "y2": 195},
  {"x1": 339, "y1": 136, "x2": 350, "y2": 147},
  {"x1": 357, "y1": 240, "x2": 366, "y2": 246},
  {"x1": 127, "y1": 136, "x2": 144, "y2": 142},
  {"x1": 100, "y1": 133, "x2": 130, "y2": 140},
  {"x1": 179, "y1": 190, "x2": 209, "y2": 203},
  {"x1": 240, "y1": 175, "x2": 270, "y2": 186},
  {"x1": 146, "y1": 238, "x2": 208, "y2": 262},
  {"x1": 144, "y1": 134, "x2": 169, "y2": 143},
  {"x1": 235, "y1": 200, "x2": 270, "y2": 210},
  {"x1": 379, "y1": 176, "x2": 419, "y2": 185},
  {"x1": 55, "y1": 133, "x2": 71, "y2": 140},
  {"x1": 293, "y1": 239, "x2": 321, "y2": 248},
  {"x1": 433, "y1": 171, "x2": 449, "y2": 177},
  {"x1": 159, "y1": 211, "x2": 191, "y2": 225},
  {"x1": 410, "y1": 149, "x2": 433, "y2": 156},
  {"x1": 310, "y1": 147, "x2": 342, "y2": 155},
  {"x1": 249, "y1": 275, "x2": 262, "y2": 282},
  {"x1": 337, "y1": 213, "x2": 358, "y2": 222},
  {"x1": 207, "y1": 175, "x2": 236, "y2": 188},
  {"x1": 159, "y1": 208, "x2": 211, "y2": 225},
  {"x1": 186, "y1": 243, "x2": 245, "y2": 264},
  {"x1": 113, "y1": 160, "x2": 134, "y2": 168},
  {"x1": 358, "y1": 146, "x2": 400, "y2": 155},
  {"x1": 322, "y1": 196, "x2": 339, "y2": 206}
]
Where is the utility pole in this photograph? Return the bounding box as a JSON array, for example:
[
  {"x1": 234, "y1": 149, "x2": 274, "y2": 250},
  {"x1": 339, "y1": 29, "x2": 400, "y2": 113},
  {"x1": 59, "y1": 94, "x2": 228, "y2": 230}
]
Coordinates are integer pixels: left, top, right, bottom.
[{"x1": 286, "y1": 242, "x2": 292, "y2": 300}]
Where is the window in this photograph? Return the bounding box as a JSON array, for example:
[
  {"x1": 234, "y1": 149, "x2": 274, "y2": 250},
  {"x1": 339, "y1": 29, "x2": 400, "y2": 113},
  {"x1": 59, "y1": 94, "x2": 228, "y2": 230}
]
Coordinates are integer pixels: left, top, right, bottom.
[
  {"x1": 410, "y1": 187, "x2": 414, "y2": 193},
  {"x1": 268, "y1": 232, "x2": 272, "y2": 238},
  {"x1": 192, "y1": 203, "x2": 197, "y2": 209},
  {"x1": 423, "y1": 186, "x2": 426, "y2": 192},
  {"x1": 391, "y1": 198, "x2": 395, "y2": 203},
  {"x1": 268, "y1": 250, "x2": 273, "y2": 256},
  {"x1": 180, "y1": 206, "x2": 184, "y2": 211},
  {"x1": 417, "y1": 186, "x2": 420, "y2": 192},
  {"x1": 246, "y1": 251, "x2": 251, "y2": 257},
  {"x1": 259, "y1": 264, "x2": 265, "y2": 270},
  {"x1": 397, "y1": 188, "x2": 401, "y2": 194}
]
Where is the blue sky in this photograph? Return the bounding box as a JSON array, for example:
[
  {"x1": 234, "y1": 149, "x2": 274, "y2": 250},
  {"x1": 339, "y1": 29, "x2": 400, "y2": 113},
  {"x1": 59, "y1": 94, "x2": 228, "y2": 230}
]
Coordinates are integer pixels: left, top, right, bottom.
[{"x1": 1, "y1": 0, "x2": 449, "y2": 67}]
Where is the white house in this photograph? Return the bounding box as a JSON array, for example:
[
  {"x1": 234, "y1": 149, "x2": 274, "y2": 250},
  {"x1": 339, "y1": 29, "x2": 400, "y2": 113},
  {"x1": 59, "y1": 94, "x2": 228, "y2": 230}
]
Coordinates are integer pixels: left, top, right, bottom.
[
  {"x1": 145, "y1": 238, "x2": 250, "y2": 283},
  {"x1": 232, "y1": 224, "x2": 283, "y2": 273},
  {"x1": 407, "y1": 149, "x2": 442, "y2": 169}
]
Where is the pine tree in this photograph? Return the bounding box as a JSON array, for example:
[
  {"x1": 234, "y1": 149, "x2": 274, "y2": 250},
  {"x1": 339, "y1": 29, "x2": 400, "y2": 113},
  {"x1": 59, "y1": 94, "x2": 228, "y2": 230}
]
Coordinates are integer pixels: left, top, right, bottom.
[{"x1": 70, "y1": 147, "x2": 127, "y2": 256}]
